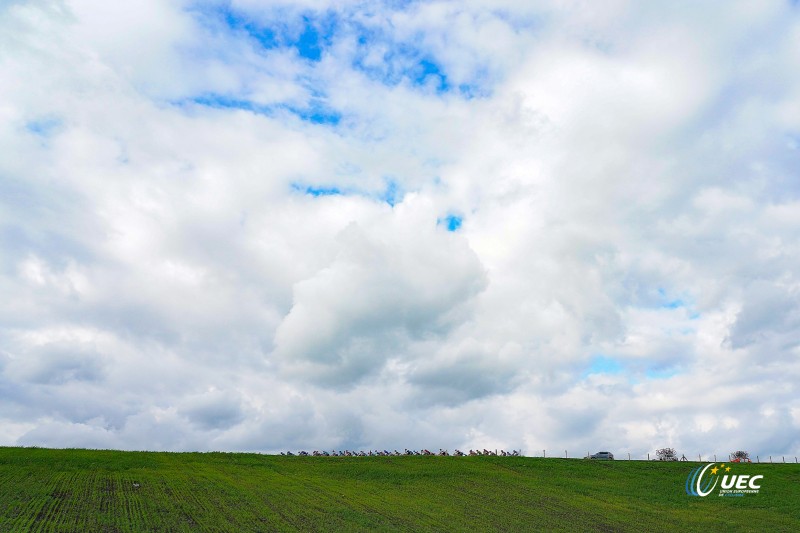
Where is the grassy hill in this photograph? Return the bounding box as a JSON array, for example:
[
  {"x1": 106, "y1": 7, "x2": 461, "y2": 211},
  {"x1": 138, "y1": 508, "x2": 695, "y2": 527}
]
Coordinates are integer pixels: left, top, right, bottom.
[{"x1": 1, "y1": 447, "x2": 798, "y2": 532}]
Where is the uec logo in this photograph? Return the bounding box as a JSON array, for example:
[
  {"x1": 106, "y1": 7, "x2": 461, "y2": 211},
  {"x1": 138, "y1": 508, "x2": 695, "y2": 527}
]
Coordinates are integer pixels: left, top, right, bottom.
[{"x1": 685, "y1": 463, "x2": 763, "y2": 497}]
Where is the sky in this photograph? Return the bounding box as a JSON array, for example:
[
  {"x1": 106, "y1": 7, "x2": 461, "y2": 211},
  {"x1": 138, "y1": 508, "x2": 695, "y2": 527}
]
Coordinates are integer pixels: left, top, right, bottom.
[{"x1": 1, "y1": 0, "x2": 799, "y2": 458}]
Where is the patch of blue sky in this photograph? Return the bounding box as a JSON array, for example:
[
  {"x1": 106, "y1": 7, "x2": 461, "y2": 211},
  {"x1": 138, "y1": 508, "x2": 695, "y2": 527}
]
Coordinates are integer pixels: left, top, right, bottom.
[
  {"x1": 437, "y1": 214, "x2": 463, "y2": 232},
  {"x1": 291, "y1": 102, "x2": 341, "y2": 125},
  {"x1": 188, "y1": 2, "x2": 277, "y2": 49},
  {"x1": 180, "y1": 94, "x2": 341, "y2": 126},
  {"x1": 290, "y1": 178, "x2": 404, "y2": 206},
  {"x1": 291, "y1": 183, "x2": 343, "y2": 197},
  {"x1": 192, "y1": 2, "x2": 491, "y2": 98},
  {"x1": 349, "y1": 28, "x2": 489, "y2": 97},
  {"x1": 583, "y1": 355, "x2": 625, "y2": 377},
  {"x1": 294, "y1": 15, "x2": 325, "y2": 61},
  {"x1": 656, "y1": 287, "x2": 699, "y2": 314},
  {"x1": 189, "y1": 94, "x2": 267, "y2": 113},
  {"x1": 413, "y1": 59, "x2": 451, "y2": 93},
  {"x1": 457, "y1": 82, "x2": 488, "y2": 100},
  {"x1": 384, "y1": 0, "x2": 418, "y2": 8},
  {"x1": 26, "y1": 117, "x2": 62, "y2": 137},
  {"x1": 378, "y1": 179, "x2": 402, "y2": 207},
  {"x1": 645, "y1": 367, "x2": 680, "y2": 380},
  {"x1": 189, "y1": 2, "x2": 338, "y2": 61},
  {"x1": 661, "y1": 299, "x2": 685, "y2": 309},
  {"x1": 350, "y1": 39, "x2": 413, "y2": 85},
  {"x1": 354, "y1": 51, "x2": 453, "y2": 94}
]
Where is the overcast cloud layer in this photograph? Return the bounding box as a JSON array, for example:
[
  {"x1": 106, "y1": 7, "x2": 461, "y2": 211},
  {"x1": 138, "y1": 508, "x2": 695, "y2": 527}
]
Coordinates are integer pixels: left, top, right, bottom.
[{"x1": 1, "y1": 0, "x2": 799, "y2": 457}]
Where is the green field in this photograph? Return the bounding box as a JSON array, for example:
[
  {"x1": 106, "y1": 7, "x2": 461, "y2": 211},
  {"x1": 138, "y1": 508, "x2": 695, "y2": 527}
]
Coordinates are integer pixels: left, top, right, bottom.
[{"x1": 0, "y1": 447, "x2": 798, "y2": 532}]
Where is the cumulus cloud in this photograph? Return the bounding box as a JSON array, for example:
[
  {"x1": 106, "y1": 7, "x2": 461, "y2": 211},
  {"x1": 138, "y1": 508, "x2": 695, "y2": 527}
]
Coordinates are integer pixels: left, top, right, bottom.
[
  {"x1": 1, "y1": 0, "x2": 799, "y2": 457},
  {"x1": 274, "y1": 195, "x2": 487, "y2": 386}
]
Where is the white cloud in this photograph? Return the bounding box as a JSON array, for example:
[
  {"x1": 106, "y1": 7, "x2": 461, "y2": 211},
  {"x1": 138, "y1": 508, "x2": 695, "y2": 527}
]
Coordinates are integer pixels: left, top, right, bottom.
[
  {"x1": 1, "y1": 0, "x2": 799, "y2": 457},
  {"x1": 273, "y1": 194, "x2": 487, "y2": 386}
]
